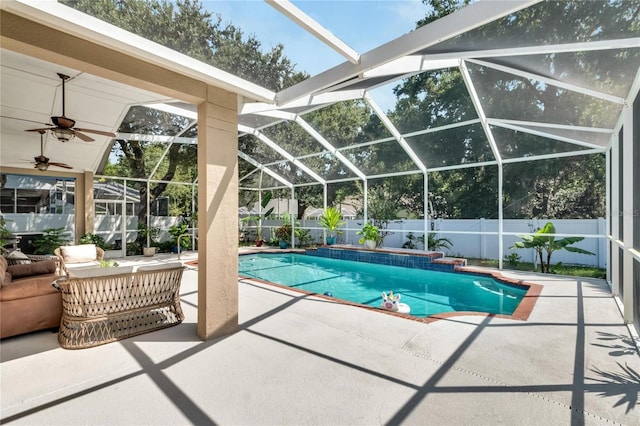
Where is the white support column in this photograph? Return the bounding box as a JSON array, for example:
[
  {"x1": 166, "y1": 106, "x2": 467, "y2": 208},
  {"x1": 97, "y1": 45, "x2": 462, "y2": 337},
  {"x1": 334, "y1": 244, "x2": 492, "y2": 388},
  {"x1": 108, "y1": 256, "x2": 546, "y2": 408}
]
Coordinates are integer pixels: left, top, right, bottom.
[
  {"x1": 498, "y1": 164, "x2": 504, "y2": 270},
  {"x1": 605, "y1": 149, "x2": 611, "y2": 283},
  {"x1": 424, "y1": 172, "x2": 429, "y2": 252},
  {"x1": 363, "y1": 179, "x2": 368, "y2": 224},
  {"x1": 622, "y1": 105, "x2": 634, "y2": 323},
  {"x1": 291, "y1": 186, "x2": 296, "y2": 248},
  {"x1": 83, "y1": 171, "x2": 94, "y2": 236},
  {"x1": 197, "y1": 85, "x2": 239, "y2": 340},
  {"x1": 611, "y1": 133, "x2": 620, "y2": 297}
]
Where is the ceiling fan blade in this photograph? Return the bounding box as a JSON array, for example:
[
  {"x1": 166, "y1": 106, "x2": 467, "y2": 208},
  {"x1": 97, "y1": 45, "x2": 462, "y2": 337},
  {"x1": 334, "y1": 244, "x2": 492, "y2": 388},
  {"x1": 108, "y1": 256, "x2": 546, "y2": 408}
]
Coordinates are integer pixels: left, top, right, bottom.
[
  {"x1": 74, "y1": 128, "x2": 116, "y2": 137},
  {"x1": 26, "y1": 127, "x2": 54, "y2": 133},
  {"x1": 71, "y1": 130, "x2": 94, "y2": 142},
  {"x1": 49, "y1": 162, "x2": 73, "y2": 169}
]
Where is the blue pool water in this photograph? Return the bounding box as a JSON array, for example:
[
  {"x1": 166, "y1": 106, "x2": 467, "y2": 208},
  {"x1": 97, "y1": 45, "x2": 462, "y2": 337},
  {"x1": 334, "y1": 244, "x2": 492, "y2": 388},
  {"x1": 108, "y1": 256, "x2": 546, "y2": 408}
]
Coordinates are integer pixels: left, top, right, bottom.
[{"x1": 238, "y1": 253, "x2": 527, "y2": 318}]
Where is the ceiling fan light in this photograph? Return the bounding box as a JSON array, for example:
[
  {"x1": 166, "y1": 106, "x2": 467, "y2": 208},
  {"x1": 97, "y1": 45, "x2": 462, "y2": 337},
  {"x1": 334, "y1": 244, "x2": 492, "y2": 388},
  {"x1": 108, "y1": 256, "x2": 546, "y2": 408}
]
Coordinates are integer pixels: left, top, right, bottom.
[
  {"x1": 35, "y1": 162, "x2": 48, "y2": 172},
  {"x1": 53, "y1": 128, "x2": 74, "y2": 142}
]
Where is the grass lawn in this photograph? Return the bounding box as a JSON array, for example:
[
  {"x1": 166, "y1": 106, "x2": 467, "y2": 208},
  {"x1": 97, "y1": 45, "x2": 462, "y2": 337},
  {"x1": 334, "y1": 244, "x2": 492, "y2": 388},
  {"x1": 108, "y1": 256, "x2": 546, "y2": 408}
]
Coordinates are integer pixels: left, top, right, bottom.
[{"x1": 466, "y1": 258, "x2": 606, "y2": 279}]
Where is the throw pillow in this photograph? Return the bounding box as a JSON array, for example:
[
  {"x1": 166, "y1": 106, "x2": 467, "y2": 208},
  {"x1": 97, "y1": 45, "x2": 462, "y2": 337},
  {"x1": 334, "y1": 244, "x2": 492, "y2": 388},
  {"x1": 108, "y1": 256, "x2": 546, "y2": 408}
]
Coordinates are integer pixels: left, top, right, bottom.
[
  {"x1": 60, "y1": 244, "x2": 97, "y2": 264},
  {"x1": 8, "y1": 260, "x2": 57, "y2": 279},
  {"x1": 7, "y1": 250, "x2": 31, "y2": 264}
]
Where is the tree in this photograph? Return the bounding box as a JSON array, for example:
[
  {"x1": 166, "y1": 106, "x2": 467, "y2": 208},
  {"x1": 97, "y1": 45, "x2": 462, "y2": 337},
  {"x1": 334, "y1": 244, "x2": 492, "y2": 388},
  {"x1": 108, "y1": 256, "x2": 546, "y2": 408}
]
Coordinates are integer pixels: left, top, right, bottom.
[{"x1": 63, "y1": 0, "x2": 307, "y2": 223}]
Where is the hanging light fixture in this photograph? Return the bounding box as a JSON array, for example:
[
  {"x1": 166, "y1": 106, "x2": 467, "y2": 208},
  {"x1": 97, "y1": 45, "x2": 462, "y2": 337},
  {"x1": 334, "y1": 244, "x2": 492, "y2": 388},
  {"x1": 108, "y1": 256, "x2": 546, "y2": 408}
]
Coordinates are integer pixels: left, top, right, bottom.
[{"x1": 53, "y1": 127, "x2": 75, "y2": 142}]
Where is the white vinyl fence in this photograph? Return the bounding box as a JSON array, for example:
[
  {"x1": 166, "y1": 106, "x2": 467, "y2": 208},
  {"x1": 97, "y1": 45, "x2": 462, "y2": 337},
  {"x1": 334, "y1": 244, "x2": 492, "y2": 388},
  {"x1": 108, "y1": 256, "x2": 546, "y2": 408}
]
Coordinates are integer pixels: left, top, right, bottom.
[{"x1": 262, "y1": 218, "x2": 606, "y2": 268}]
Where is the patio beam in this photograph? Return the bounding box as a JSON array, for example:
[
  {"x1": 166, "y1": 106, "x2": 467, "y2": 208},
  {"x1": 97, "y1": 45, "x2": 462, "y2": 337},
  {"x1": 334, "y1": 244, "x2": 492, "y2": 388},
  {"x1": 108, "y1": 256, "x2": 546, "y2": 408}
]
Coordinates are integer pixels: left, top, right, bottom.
[
  {"x1": 265, "y1": 0, "x2": 360, "y2": 64},
  {"x1": 276, "y1": 0, "x2": 540, "y2": 105}
]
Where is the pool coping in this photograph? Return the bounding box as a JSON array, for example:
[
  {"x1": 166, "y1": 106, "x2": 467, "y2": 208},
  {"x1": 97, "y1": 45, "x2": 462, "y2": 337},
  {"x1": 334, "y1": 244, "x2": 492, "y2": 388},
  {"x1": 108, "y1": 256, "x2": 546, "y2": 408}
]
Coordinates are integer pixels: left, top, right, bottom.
[{"x1": 235, "y1": 249, "x2": 542, "y2": 323}]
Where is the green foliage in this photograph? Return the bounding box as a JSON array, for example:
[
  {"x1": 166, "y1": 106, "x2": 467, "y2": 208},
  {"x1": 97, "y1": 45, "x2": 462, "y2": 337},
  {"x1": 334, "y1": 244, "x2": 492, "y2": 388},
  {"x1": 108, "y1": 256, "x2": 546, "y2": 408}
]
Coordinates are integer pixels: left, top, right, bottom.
[
  {"x1": 510, "y1": 222, "x2": 595, "y2": 273},
  {"x1": 357, "y1": 223, "x2": 380, "y2": 245},
  {"x1": 0, "y1": 216, "x2": 12, "y2": 254},
  {"x1": 240, "y1": 191, "x2": 274, "y2": 242},
  {"x1": 79, "y1": 233, "x2": 108, "y2": 250},
  {"x1": 275, "y1": 224, "x2": 292, "y2": 243},
  {"x1": 137, "y1": 224, "x2": 161, "y2": 246},
  {"x1": 421, "y1": 233, "x2": 453, "y2": 252},
  {"x1": 169, "y1": 223, "x2": 191, "y2": 248},
  {"x1": 504, "y1": 252, "x2": 522, "y2": 269},
  {"x1": 99, "y1": 260, "x2": 119, "y2": 268},
  {"x1": 402, "y1": 232, "x2": 419, "y2": 250},
  {"x1": 319, "y1": 207, "x2": 345, "y2": 236},
  {"x1": 294, "y1": 228, "x2": 314, "y2": 247},
  {"x1": 33, "y1": 228, "x2": 69, "y2": 255}
]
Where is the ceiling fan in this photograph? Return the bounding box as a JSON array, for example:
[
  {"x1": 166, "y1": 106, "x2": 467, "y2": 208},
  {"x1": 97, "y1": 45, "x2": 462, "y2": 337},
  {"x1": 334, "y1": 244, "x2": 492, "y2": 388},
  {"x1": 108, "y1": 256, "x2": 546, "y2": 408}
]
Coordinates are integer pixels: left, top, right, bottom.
[
  {"x1": 25, "y1": 73, "x2": 117, "y2": 142},
  {"x1": 33, "y1": 130, "x2": 73, "y2": 171}
]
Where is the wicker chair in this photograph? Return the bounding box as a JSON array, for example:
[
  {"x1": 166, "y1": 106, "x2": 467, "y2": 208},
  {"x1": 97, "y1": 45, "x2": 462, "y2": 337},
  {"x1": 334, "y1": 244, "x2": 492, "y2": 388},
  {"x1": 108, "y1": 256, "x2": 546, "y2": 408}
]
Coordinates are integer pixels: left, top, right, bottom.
[
  {"x1": 53, "y1": 263, "x2": 185, "y2": 349},
  {"x1": 54, "y1": 244, "x2": 105, "y2": 275}
]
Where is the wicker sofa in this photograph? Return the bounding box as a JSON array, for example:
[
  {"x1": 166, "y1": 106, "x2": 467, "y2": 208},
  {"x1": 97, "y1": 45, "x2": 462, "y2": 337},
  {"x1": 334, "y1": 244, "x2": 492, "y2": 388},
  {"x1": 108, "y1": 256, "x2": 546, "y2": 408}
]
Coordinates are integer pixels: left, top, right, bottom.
[
  {"x1": 0, "y1": 254, "x2": 63, "y2": 339},
  {"x1": 53, "y1": 262, "x2": 185, "y2": 349}
]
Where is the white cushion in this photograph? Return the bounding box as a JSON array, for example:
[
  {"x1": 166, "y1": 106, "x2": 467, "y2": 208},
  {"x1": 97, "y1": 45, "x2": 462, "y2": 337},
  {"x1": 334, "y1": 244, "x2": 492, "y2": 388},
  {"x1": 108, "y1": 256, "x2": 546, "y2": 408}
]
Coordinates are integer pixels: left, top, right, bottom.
[
  {"x1": 135, "y1": 262, "x2": 183, "y2": 272},
  {"x1": 60, "y1": 244, "x2": 97, "y2": 263},
  {"x1": 68, "y1": 265, "x2": 134, "y2": 279},
  {"x1": 65, "y1": 261, "x2": 101, "y2": 270},
  {"x1": 7, "y1": 251, "x2": 30, "y2": 264}
]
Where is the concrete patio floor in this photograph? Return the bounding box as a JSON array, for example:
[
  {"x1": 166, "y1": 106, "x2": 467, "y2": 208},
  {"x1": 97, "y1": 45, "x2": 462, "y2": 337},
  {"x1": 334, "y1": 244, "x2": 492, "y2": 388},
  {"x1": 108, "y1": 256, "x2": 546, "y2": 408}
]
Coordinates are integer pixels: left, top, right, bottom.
[{"x1": 1, "y1": 252, "x2": 639, "y2": 425}]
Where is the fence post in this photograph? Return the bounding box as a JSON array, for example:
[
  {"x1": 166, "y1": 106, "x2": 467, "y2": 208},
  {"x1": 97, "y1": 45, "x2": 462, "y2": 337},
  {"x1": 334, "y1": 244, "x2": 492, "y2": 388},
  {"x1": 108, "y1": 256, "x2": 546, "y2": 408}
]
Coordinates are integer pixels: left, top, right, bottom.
[
  {"x1": 480, "y1": 218, "x2": 486, "y2": 260},
  {"x1": 598, "y1": 217, "x2": 606, "y2": 269}
]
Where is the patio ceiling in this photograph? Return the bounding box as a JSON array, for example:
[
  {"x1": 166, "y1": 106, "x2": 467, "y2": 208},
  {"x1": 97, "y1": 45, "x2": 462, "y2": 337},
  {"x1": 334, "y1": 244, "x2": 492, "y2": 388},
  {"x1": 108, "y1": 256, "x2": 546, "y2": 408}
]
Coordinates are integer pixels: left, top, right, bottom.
[{"x1": 1, "y1": 0, "x2": 639, "y2": 186}]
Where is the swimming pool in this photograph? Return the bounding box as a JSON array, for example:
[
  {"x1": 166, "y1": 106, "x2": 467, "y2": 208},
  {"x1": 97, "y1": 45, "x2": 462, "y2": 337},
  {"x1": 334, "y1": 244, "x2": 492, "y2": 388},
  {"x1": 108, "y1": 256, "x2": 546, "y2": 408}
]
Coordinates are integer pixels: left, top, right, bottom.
[{"x1": 238, "y1": 253, "x2": 528, "y2": 318}]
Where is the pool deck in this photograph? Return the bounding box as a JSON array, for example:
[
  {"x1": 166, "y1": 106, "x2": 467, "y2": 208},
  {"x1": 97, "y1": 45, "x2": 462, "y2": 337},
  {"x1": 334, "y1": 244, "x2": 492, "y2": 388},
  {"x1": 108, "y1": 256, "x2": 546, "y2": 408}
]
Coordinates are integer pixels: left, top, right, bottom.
[{"x1": 1, "y1": 250, "x2": 639, "y2": 425}]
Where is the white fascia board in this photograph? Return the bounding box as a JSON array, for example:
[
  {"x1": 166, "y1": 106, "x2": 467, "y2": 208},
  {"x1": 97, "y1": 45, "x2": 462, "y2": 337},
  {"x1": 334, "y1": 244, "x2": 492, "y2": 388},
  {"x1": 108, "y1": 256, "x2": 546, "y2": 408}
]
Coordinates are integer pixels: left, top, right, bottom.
[
  {"x1": 468, "y1": 59, "x2": 626, "y2": 105},
  {"x1": 276, "y1": 0, "x2": 540, "y2": 105},
  {"x1": 5, "y1": 0, "x2": 276, "y2": 103},
  {"x1": 422, "y1": 38, "x2": 640, "y2": 61},
  {"x1": 265, "y1": 0, "x2": 360, "y2": 64},
  {"x1": 363, "y1": 57, "x2": 459, "y2": 78},
  {"x1": 240, "y1": 90, "x2": 365, "y2": 115},
  {"x1": 116, "y1": 133, "x2": 197, "y2": 144}
]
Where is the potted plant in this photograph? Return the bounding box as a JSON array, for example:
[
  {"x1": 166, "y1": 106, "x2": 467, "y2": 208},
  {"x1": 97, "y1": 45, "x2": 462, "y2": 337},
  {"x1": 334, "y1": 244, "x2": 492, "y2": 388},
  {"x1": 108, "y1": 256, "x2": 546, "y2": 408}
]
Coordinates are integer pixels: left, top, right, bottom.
[
  {"x1": 169, "y1": 223, "x2": 190, "y2": 253},
  {"x1": 357, "y1": 222, "x2": 379, "y2": 250},
  {"x1": 137, "y1": 224, "x2": 161, "y2": 256},
  {"x1": 274, "y1": 224, "x2": 292, "y2": 249},
  {"x1": 319, "y1": 206, "x2": 345, "y2": 245}
]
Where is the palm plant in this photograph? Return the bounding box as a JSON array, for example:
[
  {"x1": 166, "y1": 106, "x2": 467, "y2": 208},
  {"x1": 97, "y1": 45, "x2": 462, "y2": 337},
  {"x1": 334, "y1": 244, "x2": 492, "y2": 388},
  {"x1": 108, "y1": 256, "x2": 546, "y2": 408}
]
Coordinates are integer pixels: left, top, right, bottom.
[
  {"x1": 319, "y1": 207, "x2": 345, "y2": 244},
  {"x1": 511, "y1": 221, "x2": 594, "y2": 273}
]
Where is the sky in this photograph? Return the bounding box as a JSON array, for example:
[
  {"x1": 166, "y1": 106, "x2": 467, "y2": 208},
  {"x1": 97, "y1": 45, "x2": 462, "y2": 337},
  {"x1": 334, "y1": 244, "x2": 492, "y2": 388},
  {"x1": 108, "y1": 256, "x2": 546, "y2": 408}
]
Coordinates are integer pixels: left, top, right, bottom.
[{"x1": 201, "y1": 0, "x2": 430, "y2": 110}]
